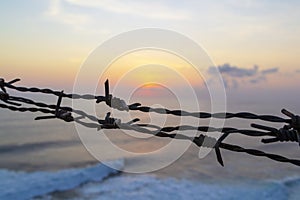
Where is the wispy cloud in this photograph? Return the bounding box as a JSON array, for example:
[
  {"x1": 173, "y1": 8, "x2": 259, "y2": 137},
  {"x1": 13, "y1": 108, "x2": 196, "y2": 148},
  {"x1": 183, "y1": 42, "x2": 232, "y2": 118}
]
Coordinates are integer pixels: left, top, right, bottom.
[
  {"x1": 65, "y1": 0, "x2": 191, "y2": 20},
  {"x1": 208, "y1": 63, "x2": 279, "y2": 88},
  {"x1": 208, "y1": 64, "x2": 259, "y2": 78},
  {"x1": 45, "y1": 0, "x2": 91, "y2": 30},
  {"x1": 45, "y1": 0, "x2": 189, "y2": 33},
  {"x1": 261, "y1": 68, "x2": 279, "y2": 75}
]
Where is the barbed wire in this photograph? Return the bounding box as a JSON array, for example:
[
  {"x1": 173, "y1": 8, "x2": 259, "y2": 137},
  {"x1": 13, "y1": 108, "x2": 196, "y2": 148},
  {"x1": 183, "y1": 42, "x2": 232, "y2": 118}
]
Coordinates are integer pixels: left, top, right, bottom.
[
  {"x1": 1, "y1": 78, "x2": 290, "y2": 123},
  {"x1": 0, "y1": 77, "x2": 300, "y2": 167},
  {"x1": 5, "y1": 93, "x2": 274, "y2": 137}
]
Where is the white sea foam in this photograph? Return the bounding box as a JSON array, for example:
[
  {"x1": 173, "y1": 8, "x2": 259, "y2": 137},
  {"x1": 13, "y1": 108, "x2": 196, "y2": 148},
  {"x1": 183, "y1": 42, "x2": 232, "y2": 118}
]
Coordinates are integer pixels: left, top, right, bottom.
[
  {"x1": 1, "y1": 158, "x2": 300, "y2": 200},
  {"x1": 0, "y1": 160, "x2": 124, "y2": 200},
  {"x1": 76, "y1": 175, "x2": 291, "y2": 200}
]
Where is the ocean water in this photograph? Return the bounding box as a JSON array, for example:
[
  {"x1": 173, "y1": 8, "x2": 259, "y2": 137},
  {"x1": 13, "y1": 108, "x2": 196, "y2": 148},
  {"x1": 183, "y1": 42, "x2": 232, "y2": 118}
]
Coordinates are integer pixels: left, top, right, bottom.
[
  {"x1": 1, "y1": 94, "x2": 300, "y2": 199},
  {"x1": 1, "y1": 160, "x2": 300, "y2": 200}
]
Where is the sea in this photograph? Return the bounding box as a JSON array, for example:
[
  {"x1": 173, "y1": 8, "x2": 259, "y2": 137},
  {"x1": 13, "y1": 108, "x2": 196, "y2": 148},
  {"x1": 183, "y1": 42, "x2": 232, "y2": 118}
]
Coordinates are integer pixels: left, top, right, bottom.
[{"x1": 1, "y1": 92, "x2": 300, "y2": 200}]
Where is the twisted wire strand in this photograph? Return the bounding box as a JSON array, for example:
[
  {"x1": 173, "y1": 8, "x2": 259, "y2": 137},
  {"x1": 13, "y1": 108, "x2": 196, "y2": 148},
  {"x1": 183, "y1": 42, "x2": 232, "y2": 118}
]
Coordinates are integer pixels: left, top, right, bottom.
[
  {"x1": 9, "y1": 96, "x2": 99, "y2": 123},
  {"x1": 266, "y1": 129, "x2": 299, "y2": 143},
  {"x1": 1, "y1": 102, "x2": 300, "y2": 167},
  {"x1": 3, "y1": 80, "x2": 289, "y2": 123},
  {"x1": 8, "y1": 95, "x2": 272, "y2": 137},
  {"x1": 128, "y1": 105, "x2": 289, "y2": 123},
  {"x1": 0, "y1": 102, "x2": 216, "y2": 149},
  {"x1": 262, "y1": 129, "x2": 299, "y2": 144},
  {"x1": 0, "y1": 103, "x2": 55, "y2": 115},
  {"x1": 143, "y1": 124, "x2": 272, "y2": 137},
  {"x1": 3, "y1": 79, "x2": 300, "y2": 167},
  {"x1": 220, "y1": 143, "x2": 300, "y2": 166},
  {"x1": 250, "y1": 123, "x2": 300, "y2": 145},
  {"x1": 74, "y1": 117, "x2": 300, "y2": 167},
  {"x1": 4, "y1": 82, "x2": 106, "y2": 101}
]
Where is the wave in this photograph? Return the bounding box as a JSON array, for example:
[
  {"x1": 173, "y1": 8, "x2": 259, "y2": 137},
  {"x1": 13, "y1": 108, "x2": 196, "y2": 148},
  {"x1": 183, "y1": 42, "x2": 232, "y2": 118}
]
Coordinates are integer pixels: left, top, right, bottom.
[
  {"x1": 75, "y1": 175, "x2": 291, "y2": 200},
  {"x1": 1, "y1": 159, "x2": 300, "y2": 200},
  {"x1": 0, "y1": 160, "x2": 124, "y2": 200}
]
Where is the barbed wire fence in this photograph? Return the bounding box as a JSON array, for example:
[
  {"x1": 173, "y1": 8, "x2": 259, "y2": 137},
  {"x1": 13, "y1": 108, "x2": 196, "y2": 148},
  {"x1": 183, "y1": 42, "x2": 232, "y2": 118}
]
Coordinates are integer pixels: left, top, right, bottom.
[{"x1": 1, "y1": 77, "x2": 300, "y2": 167}]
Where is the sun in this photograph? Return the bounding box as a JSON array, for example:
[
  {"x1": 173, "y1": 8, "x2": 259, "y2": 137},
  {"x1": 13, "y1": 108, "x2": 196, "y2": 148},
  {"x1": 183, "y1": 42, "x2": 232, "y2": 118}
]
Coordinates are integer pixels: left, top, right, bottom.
[
  {"x1": 133, "y1": 83, "x2": 164, "y2": 97},
  {"x1": 143, "y1": 83, "x2": 161, "y2": 89}
]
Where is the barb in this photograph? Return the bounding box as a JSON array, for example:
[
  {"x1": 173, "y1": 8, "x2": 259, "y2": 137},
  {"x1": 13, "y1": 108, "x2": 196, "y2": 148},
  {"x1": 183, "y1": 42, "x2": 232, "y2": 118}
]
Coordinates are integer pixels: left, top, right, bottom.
[
  {"x1": 2, "y1": 78, "x2": 289, "y2": 123},
  {"x1": 282, "y1": 109, "x2": 300, "y2": 132},
  {"x1": 1, "y1": 77, "x2": 300, "y2": 168},
  {"x1": 0, "y1": 78, "x2": 21, "y2": 106},
  {"x1": 0, "y1": 92, "x2": 21, "y2": 106},
  {"x1": 35, "y1": 91, "x2": 74, "y2": 122},
  {"x1": 96, "y1": 79, "x2": 129, "y2": 111},
  {"x1": 252, "y1": 123, "x2": 300, "y2": 146},
  {"x1": 7, "y1": 93, "x2": 270, "y2": 138},
  {"x1": 1, "y1": 102, "x2": 300, "y2": 167},
  {"x1": 0, "y1": 78, "x2": 20, "y2": 93},
  {"x1": 98, "y1": 112, "x2": 121, "y2": 129},
  {"x1": 8, "y1": 95, "x2": 99, "y2": 123}
]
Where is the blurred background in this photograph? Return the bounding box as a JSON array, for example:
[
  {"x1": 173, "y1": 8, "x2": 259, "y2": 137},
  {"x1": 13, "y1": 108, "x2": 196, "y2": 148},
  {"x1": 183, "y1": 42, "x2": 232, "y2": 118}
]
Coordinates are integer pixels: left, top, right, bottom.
[{"x1": 1, "y1": 0, "x2": 300, "y2": 199}]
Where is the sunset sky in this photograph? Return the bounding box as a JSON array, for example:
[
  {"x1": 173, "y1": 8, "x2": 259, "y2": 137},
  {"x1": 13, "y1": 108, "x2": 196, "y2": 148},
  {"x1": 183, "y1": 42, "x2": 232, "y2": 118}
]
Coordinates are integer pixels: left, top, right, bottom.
[{"x1": 1, "y1": 0, "x2": 300, "y2": 105}]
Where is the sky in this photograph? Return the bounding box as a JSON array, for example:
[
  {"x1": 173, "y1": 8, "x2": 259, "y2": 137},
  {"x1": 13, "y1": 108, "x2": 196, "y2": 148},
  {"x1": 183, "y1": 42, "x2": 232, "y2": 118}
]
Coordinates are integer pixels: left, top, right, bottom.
[{"x1": 1, "y1": 0, "x2": 300, "y2": 107}]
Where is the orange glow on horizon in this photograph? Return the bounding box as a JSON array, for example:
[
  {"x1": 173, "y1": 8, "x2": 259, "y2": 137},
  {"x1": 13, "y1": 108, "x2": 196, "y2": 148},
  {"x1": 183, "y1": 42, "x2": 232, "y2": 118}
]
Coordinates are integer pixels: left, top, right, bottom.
[
  {"x1": 143, "y1": 83, "x2": 162, "y2": 89},
  {"x1": 132, "y1": 83, "x2": 169, "y2": 97},
  {"x1": 98, "y1": 49, "x2": 206, "y2": 89}
]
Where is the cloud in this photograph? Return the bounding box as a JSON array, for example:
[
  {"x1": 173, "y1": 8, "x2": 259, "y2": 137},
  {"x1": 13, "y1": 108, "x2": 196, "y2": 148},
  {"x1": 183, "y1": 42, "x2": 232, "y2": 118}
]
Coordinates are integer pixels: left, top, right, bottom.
[
  {"x1": 65, "y1": 0, "x2": 191, "y2": 20},
  {"x1": 208, "y1": 63, "x2": 279, "y2": 88},
  {"x1": 45, "y1": 0, "x2": 91, "y2": 30},
  {"x1": 295, "y1": 69, "x2": 300, "y2": 73},
  {"x1": 208, "y1": 63, "x2": 258, "y2": 77},
  {"x1": 45, "y1": 0, "x2": 190, "y2": 33},
  {"x1": 261, "y1": 68, "x2": 279, "y2": 75}
]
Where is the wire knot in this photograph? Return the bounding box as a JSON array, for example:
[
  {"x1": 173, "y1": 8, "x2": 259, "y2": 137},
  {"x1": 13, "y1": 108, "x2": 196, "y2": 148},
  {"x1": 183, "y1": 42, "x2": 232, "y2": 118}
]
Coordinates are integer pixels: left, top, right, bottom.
[
  {"x1": 56, "y1": 109, "x2": 74, "y2": 122},
  {"x1": 0, "y1": 78, "x2": 20, "y2": 93},
  {"x1": 111, "y1": 97, "x2": 129, "y2": 111},
  {"x1": 193, "y1": 134, "x2": 217, "y2": 148},
  {"x1": 0, "y1": 91, "x2": 9, "y2": 101},
  {"x1": 282, "y1": 109, "x2": 300, "y2": 132},
  {"x1": 275, "y1": 128, "x2": 298, "y2": 142},
  {"x1": 103, "y1": 79, "x2": 129, "y2": 111},
  {"x1": 0, "y1": 91, "x2": 21, "y2": 106},
  {"x1": 252, "y1": 123, "x2": 300, "y2": 146},
  {"x1": 98, "y1": 112, "x2": 121, "y2": 128},
  {"x1": 35, "y1": 91, "x2": 74, "y2": 122}
]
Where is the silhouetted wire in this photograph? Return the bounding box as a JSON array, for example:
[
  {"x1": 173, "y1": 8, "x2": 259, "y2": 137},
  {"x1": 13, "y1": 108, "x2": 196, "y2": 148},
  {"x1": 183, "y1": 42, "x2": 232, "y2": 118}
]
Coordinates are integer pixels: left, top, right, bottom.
[
  {"x1": 220, "y1": 143, "x2": 300, "y2": 166},
  {"x1": 252, "y1": 123, "x2": 300, "y2": 145},
  {"x1": 2, "y1": 78, "x2": 290, "y2": 123},
  {"x1": 128, "y1": 105, "x2": 289, "y2": 123},
  {"x1": 0, "y1": 103, "x2": 55, "y2": 114},
  {"x1": 8, "y1": 95, "x2": 272, "y2": 137},
  {"x1": 9, "y1": 96, "x2": 99, "y2": 122},
  {"x1": 1, "y1": 102, "x2": 300, "y2": 167},
  {"x1": 1, "y1": 78, "x2": 300, "y2": 167}
]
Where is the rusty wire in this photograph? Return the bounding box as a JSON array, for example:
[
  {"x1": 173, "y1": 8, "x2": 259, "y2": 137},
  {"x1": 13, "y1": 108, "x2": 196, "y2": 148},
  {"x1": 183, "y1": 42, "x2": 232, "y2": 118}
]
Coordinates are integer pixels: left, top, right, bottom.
[
  {"x1": 2, "y1": 78, "x2": 289, "y2": 123},
  {"x1": 0, "y1": 77, "x2": 300, "y2": 167},
  {"x1": 6, "y1": 93, "x2": 273, "y2": 138}
]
